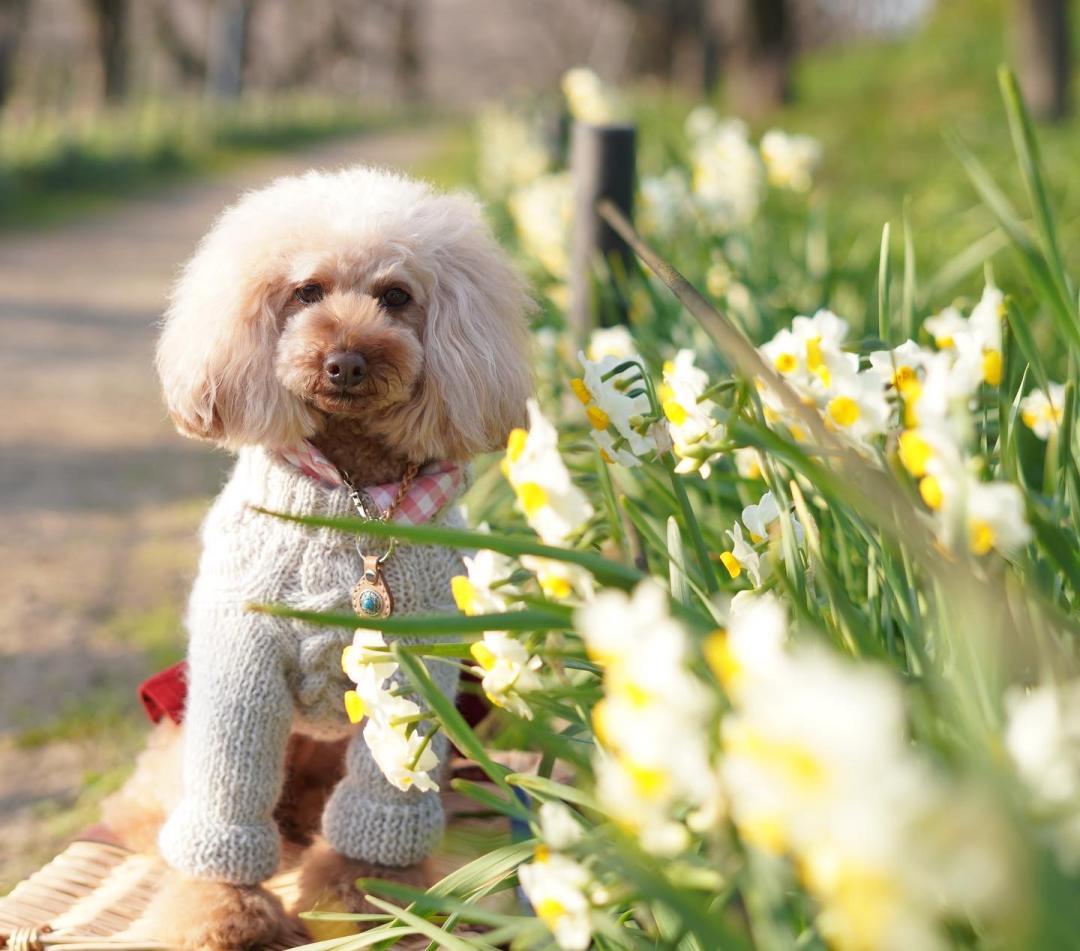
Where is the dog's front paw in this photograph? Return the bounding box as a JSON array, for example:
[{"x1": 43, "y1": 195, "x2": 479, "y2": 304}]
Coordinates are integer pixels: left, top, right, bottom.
[
  {"x1": 295, "y1": 837, "x2": 433, "y2": 931},
  {"x1": 129, "y1": 873, "x2": 291, "y2": 951}
]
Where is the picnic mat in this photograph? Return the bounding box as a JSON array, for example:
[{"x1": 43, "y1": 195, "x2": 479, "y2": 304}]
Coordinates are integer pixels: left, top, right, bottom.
[{"x1": 0, "y1": 756, "x2": 540, "y2": 951}]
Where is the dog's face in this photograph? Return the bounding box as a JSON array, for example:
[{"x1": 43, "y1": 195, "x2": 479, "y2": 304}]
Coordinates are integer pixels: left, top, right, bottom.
[{"x1": 156, "y1": 167, "x2": 533, "y2": 462}]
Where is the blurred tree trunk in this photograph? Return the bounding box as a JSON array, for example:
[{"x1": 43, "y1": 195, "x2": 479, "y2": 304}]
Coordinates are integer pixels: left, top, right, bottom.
[
  {"x1": 394, "y1": 0, "x2": 422, "y2": 101},
  {"x1": 0, "y1": 0, "x2": 31, "y2": 108},
  {"x1": 1012, "y1": 0, "x2": 1071, "y2": 120},
  {"x1": 207, "y1": 0, "x2": 255, "y2": 100},
  {"x1": 152, "y1": 0, "x2": 207, "y2": 86},
  {"x1": 722, "y1": 0, "x2": 792, "y2": 116},
  {"x1": 626, "y1": 0, "x2": 711, "y2": 93},
  {"x1": 88, "y1": 0, "x2": 130, "y2": 102}
]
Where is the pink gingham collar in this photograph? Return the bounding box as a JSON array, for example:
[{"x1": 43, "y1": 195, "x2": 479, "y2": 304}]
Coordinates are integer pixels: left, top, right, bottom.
[{"x1": 276, "y1": 440, "x2": 464, "y2": 526}]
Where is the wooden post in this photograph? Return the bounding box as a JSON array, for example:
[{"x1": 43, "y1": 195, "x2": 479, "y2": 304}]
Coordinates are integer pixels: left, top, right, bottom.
[
  {"x1": 569, "y1": 121, "x2": 637, "y2": 344},
  {"x1": 1012, "y1": 0, "x2": 1071, "y2": 120}
]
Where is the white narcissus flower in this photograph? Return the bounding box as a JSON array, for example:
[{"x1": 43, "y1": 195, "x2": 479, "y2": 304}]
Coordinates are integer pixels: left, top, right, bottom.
[
  {"x1": 895, "y1": 424, "x2": 964, "y2": 512},
  {"x1": 519, "y1": 850, "x2": 593, "y2": 951},
  {"x1": 1005, "y1": 680, "x2": 1080, "y2": 869},
  {"x1": 704, "y1": 591, "x2": 788, "y2": 699},
  {"x1": 469, "y1": 631, "x2": 542, "y2": 720},
  {"x1": 867, "y1": 339, "x2": 934, "y2": 404},
  {"x1": 508, "y1": 172, "x2": 572, "y2": 279},
  {"x1": 760, "y1": 309, "x2": 856, "y2": 401},
  {"x1": 734, "y1": 447, "x2": 765, "y2": 480},
  {"x1": 690, "y1": 117, "x2": 764, "y2": 231},
  {"x1": 450, "y1": 549, "x2": 514, "y2": 616},
  {"x1": 822, "y1": 371, "x2": 892, "y2": 444},
  {"x1": 561, "y1": 66, "x2": 619, "y2": 124},
  {"x1": 538, "y1": 801, "x2": 583, "y2": 850},
  {"x1": 521, "y1": 554, "x2": 594, "y2": 601},
  {"x1": 741, "y1": 490, "x2": 804, "y2": 546},
  {"x1": 578, "y1": 583, "x2": 721, "y2": 852},
  {"x1": 475, "y1": 107, "x2": 550, "y2": 199},
  {"x1": 586, "y1": 325, "x2": 638, "y2": 362},
  {"x1": 574, "y1": 351, "x2": 664, "y2": 462},
  {"x1": 760, "y1": 128, "x2": 822, "y2": 192},
  {"x1": 363, "y1": 715, "x2": 440, "y2": 793},
  {"x1": 720, "y1": 522, "x2": 762, "y2": 586},
  {"x1": 503, "y1": 399, "x2": 593, "y2": 546},
  {"x1": 639, "y1": 169, "x2": 693, "y2": 239},
  {"x1": 924, "y1": 305, "x2": 968, "y2": 350},
  {"x1": 1020, "y1": 383, "x2": 1067, "y2": 440},
  {"x1": 960, "y1": 480, "x2": 1032, "y2": 556},
  {"x1": 660, "y1": 349, "x2": 724, "y2": 477}
]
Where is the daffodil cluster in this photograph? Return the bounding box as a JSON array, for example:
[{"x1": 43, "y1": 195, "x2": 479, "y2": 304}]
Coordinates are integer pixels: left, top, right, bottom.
[
  {"x1": 578, "y1": 582, "x2": 723, "y2": 855},
  {"x1": 719, "y1": 490, "x2": 805, "y2": 587},
  {"x1": 341, "y1": 630, "x2": 439, "y2": 793},
  {"x1": 572, "y1": 352, "x2": 670, "y2": 467},
  {"x1": 714, "y1": 595, "x2": 1010, "y2": 951}
]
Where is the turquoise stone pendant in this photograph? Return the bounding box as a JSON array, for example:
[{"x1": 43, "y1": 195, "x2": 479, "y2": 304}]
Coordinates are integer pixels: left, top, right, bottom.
[{"x1": 352, "y1": 554, "x2": 393, "y2": 619}]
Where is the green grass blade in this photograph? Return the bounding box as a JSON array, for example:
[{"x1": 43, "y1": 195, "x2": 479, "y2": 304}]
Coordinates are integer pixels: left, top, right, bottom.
[
  {"x1": 254, "y1": 507, "x2": 642, "y2": 590},
  {"x1": 878, "y1": 221, "x2": 892, "y2": 343},
  {"x1": 393, "y1": 645, "x2": 512, "y2": 792},
  {"x1": 249, "y1": 604, "x2": 568, "y2": 636}
]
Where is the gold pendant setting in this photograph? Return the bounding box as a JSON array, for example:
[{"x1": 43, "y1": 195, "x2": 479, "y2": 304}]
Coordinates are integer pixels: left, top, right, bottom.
[{"x1": 352, "y1": 554, "x2": 393, "y2": 619}]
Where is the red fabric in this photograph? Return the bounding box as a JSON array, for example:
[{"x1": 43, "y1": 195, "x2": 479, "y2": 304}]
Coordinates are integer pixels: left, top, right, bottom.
[
  {"x1": 138, "y1": 662, "x2": 188, "y2": 724},
  {"x1": 138, "y1": 662, "x2": 490, "y2": 730}
]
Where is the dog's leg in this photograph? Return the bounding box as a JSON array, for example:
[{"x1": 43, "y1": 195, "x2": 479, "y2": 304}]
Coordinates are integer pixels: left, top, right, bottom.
[
  {"x1": 138, "y1": 624, "x2": 296, "y2": 951},
  {"x1": 100, "y1": 720, "x2": 184, "y2": 853},
  {"x1": 296, "y1": 652, "x2": 459, "y2": 918}
]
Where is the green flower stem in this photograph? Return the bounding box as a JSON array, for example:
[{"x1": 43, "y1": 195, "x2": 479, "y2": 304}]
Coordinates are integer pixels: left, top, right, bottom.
[
  {"x1": 406, "y1": 725, "x2": 436, "y2": 771},
  {"x1": 667, "y1": 457, "x2": 719, "y2": 595}
]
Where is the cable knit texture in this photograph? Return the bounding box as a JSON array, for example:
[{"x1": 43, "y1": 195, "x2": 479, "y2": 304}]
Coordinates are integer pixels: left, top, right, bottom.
[{"x1": 159, "y1": 446, "x2": 465, "y2": 883}]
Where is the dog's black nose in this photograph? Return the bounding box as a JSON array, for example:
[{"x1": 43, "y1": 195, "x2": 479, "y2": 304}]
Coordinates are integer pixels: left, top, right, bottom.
[{"x1": 323, "y1": 351, "x2": 367, "y2": 388}]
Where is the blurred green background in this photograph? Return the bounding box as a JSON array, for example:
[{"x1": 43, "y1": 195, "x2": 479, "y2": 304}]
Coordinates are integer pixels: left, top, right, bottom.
[{"x1": 1, "y1": 0, "x2": 1077, "y2": 895}]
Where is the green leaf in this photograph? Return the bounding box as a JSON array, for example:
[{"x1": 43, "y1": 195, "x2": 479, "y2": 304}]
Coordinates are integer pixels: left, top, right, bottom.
[
  {"x1": 877, "y1": 221, "x2": 891, "y2": 344},
  {"x1": 248, "y1": 604, "x2": 569, "y2": 635},
  {"x1": 998, "y1": 65, "x2": 1073, "y2": 315},
  {"x1": 254, "y1": 507, "x2": 643, "y2": 590},
  {"x1": 506, "y1": 772, "x2": 601, "y2": 812},
  {"x1": 393, "y1": 645, "x2": 511, "y2": 792},
  {"x1": 363, "y1": 896, "x2": 501, "y2": 951}
]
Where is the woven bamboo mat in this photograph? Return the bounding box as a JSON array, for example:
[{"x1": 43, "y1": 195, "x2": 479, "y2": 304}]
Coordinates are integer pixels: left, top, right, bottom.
[{"x1": 0, "y1": 756, "x2": 540, "y2": 951}]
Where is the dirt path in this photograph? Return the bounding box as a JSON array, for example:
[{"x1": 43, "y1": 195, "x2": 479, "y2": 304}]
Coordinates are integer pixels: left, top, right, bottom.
[{"x1": 0, "y1": 126, "x2": 445, "y2": 889}]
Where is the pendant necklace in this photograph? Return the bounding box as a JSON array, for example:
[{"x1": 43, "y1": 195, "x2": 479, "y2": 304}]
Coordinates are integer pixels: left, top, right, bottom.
[{"x1": 341, "y1": 462, "x2": 419, "y2": 620}]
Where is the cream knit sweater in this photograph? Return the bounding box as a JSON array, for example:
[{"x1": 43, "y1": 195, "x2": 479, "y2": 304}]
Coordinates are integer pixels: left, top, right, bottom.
[{"x1": 158, "y1": 446, "x2": 464, "y2": 883}]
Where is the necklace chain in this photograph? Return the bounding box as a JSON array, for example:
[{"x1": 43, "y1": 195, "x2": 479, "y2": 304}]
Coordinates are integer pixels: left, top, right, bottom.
[{"x1": 340, "y1": 462, "x2": 420, "y2": 564}]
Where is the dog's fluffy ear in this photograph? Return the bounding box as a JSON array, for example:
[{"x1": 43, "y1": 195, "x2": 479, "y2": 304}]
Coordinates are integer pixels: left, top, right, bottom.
[
  {"x1": 419, "y1": 195, "x2": 533, "y2": 459},
  {"x1": 156, "y1": 214, "x2": 317, "y2": 449}
]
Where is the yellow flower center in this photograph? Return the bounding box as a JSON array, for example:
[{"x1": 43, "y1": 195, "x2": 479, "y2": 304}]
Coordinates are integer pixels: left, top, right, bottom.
[
  {"x1": 719, "y1": 551, "x2": 742, "y2": 579},
  {"x1": 774, "y1": 352, "x2": 798, "y2": 373},
  {"x1": 586, "y1": 405, "x2": 610, "y2": 430},
  {"x1": 451, "y1": 576, "x2": 479, "y2": 615},
  {"x1": 919, "y1": 475, "x2": 944, "y2": 510},
  {"x1": 343, "y1": 690, "x2": 365, "y2": 724},
  {"x1": 506, "y1": 427, "x2": 528, "y2": 463},
  {"x1": 591, "y1": 698, "x2": 613, "y2": 747},
  {"x1": 703, "y1": 629, "x2": 740, "y2": 689},
  {"x1": 518, "y1": 481, "x2": 548, "y2": 516},
  {"x1": 936, "y1": 334, "x2": 955, "y2": 349},
  {"x1": 897, "y1": 430, "x2": 933, "y2": 477},
  {"x1": 970, "y1": 518, "x2": 995, "y2": 555},
  {"x1": 625, "y1": 760, "x2": 669, "y2": 800},
  {"x1": 663, "y1": 398, "x2": 688, "y2": 426},
  {"x1": 569, "y1": 377, "x2": 591, "y2": 406},
  {"x1": 599, "y1": 447, "x2": 614, "y2": 464},
  {"x1": 740, "y1": 814, "x2": 788, "y2": 855},
  {"x1": 827, "y1": 396, "x2": 861, "y2": 428},
  {"x1": 536, "y1": 898, "x2": 567, "y2": 928},
  {"x1": 470, "y1": 641, "x2": 497, "y2": 671},
  {"x1": 805, "y1": 335, "x2": 824, "y2": 371},
  {"x1": 540, "y1": 574, "x2": 573, "y2": 599},
  {"x1": 982, "y1": 349, "x2": 1003, "y2": 386}
]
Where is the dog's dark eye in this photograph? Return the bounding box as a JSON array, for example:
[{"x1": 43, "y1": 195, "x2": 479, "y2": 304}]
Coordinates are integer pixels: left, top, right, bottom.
[
  {"x1": 295, "y1": 282, "x2": 324, "y2": 305},
  {"x1": 381, "y1": 287, "x2": 411, "y2": 308}
]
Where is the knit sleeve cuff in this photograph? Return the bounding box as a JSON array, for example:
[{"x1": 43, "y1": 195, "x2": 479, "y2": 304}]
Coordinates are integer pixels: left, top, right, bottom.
[
  {"x1": 322, "y1": 786, "x2": 444, "y2": 868},
  {"x1": 159, "y1": 803, "x2": 280, "y2": 884}
]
